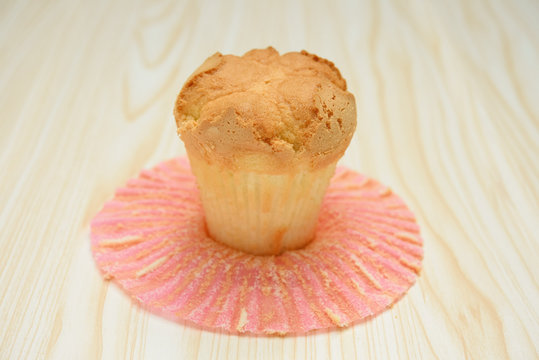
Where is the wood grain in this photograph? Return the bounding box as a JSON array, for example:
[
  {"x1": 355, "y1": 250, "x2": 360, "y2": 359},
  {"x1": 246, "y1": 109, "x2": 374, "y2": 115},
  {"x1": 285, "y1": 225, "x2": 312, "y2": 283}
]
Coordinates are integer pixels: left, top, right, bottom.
[{"x1": 0, "y1": 0, "x2": 538, "y2": 358}]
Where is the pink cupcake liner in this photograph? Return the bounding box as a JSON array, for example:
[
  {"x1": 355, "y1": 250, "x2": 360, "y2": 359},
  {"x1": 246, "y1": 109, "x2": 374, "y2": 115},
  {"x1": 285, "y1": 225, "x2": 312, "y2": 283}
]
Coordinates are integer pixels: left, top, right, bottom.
[{"x1": 90, "y1": 157, "x2": 423, "y2": 335}]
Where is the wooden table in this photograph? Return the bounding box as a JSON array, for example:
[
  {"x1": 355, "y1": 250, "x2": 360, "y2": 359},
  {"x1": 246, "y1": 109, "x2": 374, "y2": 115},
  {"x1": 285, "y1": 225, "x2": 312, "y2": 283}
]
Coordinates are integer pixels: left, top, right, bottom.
[{"x1": 1, "y1": 0, "x2": 538, "y2": 359}]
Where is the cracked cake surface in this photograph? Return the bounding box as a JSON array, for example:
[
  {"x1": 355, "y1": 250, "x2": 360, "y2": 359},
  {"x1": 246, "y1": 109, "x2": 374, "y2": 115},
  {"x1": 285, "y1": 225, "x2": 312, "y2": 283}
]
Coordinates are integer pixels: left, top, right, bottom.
[{"x1": 174, "y1": 47, "x2": 357, "y2": 172}]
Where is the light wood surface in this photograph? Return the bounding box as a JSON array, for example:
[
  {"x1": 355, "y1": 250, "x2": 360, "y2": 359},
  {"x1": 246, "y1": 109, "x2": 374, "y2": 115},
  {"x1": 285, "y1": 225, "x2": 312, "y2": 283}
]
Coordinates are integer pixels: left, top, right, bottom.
[{"x1": 1, "y1": 0, "x2": 538, "y2": 359}]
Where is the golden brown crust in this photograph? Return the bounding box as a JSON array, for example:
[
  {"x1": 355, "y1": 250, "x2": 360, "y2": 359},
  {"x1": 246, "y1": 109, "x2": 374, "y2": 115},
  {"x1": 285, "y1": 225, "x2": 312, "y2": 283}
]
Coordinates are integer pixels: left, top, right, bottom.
[{"x1": 174, "y1": 47, "x2": 356, "y2": 172}]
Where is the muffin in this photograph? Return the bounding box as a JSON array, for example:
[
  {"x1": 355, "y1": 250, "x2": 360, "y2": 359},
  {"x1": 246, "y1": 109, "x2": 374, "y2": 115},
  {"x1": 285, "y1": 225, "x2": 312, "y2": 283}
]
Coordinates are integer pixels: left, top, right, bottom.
[{"x1": 174, "y1": 47, "x2": 356, "y2": 255}]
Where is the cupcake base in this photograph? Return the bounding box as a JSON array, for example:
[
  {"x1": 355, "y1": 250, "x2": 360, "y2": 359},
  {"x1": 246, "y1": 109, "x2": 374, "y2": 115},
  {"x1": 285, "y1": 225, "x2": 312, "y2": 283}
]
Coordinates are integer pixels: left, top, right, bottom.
[
  {"x1": 189, "y1": 155, "x2": 337, "y2": 255},
  {"x1": 90, "y1": 157, "x2": 423, "y2": 335}
]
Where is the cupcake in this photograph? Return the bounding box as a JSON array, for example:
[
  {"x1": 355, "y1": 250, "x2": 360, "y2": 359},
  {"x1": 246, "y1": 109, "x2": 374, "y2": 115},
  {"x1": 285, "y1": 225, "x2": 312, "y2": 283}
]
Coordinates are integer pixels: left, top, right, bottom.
[{"x1": 174, "y1": 47, "x2": 356, "y2": 255}]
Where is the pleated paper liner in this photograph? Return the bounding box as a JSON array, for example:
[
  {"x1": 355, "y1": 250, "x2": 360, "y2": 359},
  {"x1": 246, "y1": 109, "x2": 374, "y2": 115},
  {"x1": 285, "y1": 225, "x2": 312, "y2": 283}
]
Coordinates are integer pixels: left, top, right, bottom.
[{"x1": 90, "y1": 157, "x2": 423, "y2": 335}]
